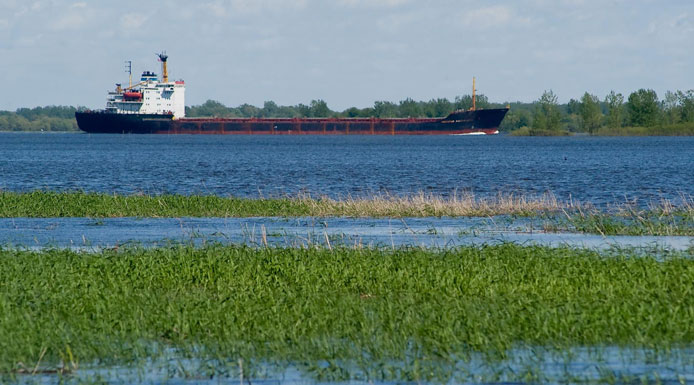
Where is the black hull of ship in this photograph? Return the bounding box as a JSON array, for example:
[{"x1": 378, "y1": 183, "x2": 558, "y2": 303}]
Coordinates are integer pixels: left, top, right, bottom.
[
  {"x1": 76, "y1": 108, "x2": 508, "y2": 135},
  {"x1": 75, "y1": 112, "x2": 175, "y2": 134}
]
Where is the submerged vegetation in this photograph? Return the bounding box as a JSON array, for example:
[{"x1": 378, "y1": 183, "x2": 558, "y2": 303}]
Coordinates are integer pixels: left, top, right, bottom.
[
  {"x1": 3, "y1": 191, "x2": 694, "y2": 236},
  {"x1": 0, "y1": 190, "x2": 571, "y2": 218},
  {"x1": 1, "y1": 244, "x2": 693, "y2": 381}
]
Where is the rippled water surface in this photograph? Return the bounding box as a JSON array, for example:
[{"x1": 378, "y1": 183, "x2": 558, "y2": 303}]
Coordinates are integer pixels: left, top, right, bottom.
[
  {"x1": 2, "y1": 133, "x2": 693, "y2": 205},
  {"x1": 4, "y1": 133, "x2": 694, "y2": 385},
  {"x1": 3, "y1": 216, "x2": 693, "y2": 252}
]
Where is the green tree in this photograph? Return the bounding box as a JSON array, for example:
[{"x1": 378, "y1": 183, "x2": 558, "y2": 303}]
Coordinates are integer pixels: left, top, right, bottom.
[
  {"x1": 677, "y1": 90, "x2": 694, "y2": 123},
  {"x1": 373, "y1": 101, "x2": 398, "y2": 118},
  {"x1": 309, "y1": 100, "x2": 330, "y2": 117},
  {"x1": 398, "y1": 98, "x2": 421, "y2": 118},
  {"x1": 500, "y1": 109, "x2": 531, "y2": 131},
  {"x1": 186, "y1": 100, "x2": 234, "y2": 117},
  {"x1": 532, "y1": 90, "x2": 562, "y2": 131},
  {"x1": 662, "y1": 91, "x2": 680, "y2": 125},
  {"x1": 567, "y1": 98, "x2": 581, "y2": 115},
  {"x1": 579, "y1": 92, "x2": 602, "y2": 134},
  {"x1": 454, "y1": 94, "x2": 489, "y2": 111},
  {"x1": 261, "y1": 101, "x2": 279, "y2": 117},
  {"x1": 343, "y1": 107, "x2": 362, "y2": 117},
  {"x1": 296, "y1": 103, "x2": 311, "y2": 117},
  {"x1": 237, "y1": 103, "x2": 260, "y2": 118},
  {"x1": 627, "y1": 89, "x2": 659, "y2": 127},
  {"x1": 431, "y1": 98, "x2": 453, "y2": 117},
  {"x1": 604, "y1": 91, "x2": 624, "y2": 128}
]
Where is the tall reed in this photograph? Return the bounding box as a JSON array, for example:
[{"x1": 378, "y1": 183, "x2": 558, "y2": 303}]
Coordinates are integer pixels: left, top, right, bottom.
[{"x1": 0, "y1": 191, "x2": 575, "y2": 218}]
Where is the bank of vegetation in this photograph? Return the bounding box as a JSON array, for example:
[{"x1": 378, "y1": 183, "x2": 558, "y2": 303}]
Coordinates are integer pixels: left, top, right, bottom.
[
  {"x1": 506, "y1": 88, "x2": 694, "y2": 136},
  {"x1": 1, "y1": 244, "x2": 693, "y2": 381},
  {"x1": 185, "y1": 88, "x2": 694, "y2": 136},
  {"x1": 3, "y1": 88, "x2": 694, "y2": 135},
  {"x1": 3, "y1": 191, "x2": 694, "y2": 236},
  {"x1": 0, "y1": 106, "x2": 80, "y2": 132},
  {"x1": 0, "y1": 191, "x2": 569, "y2": 218}
]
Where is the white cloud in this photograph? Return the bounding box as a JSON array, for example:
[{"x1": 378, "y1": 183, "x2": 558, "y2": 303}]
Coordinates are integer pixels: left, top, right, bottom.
[
  {"x1": 49, "y1": 2, "x2": 96, "y2": 31},
  {"x1": 15, "y1": 33, "x2": 44, "y2": 47},
  {"x1": 460, "y1": 6, "x2": 514, "y2": 29},
  {"x1": 120, "y1": 13, "x2": 148, "y2": 29},
  {"x1": 1, "y1": 0, "x2": 693, "y2": 109},
  {"x1": 376, "y1": 12, "x2": 417, "y2": 34},
  {"x1": 338, "y1": 0, "x2": 410, "y2": 8},
  {"x1": 201, "y1": 1, "x2": 228, "y2": 17},
  {"x1": 52, "y1": 11, "x2": 87, "y2": 30},
  {"x1": 648, "y1": 13, "x2": 694, "y2": 37},
  {"x1": 202, "y1": 0, "x2": 308, "y2": 16}
]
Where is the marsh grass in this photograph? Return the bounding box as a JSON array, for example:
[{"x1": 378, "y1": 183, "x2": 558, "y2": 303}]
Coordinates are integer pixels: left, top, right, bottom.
[
  {"x1": 2, "y1": 191, "x2": 694, "y2": 235},
  {"x1": 559, "y1": 196, "x2": 694, "y2": 236},
  {"x1": 1, "y1": 244, "x2": 693, "y2": 381},
  {"x1": 508, "y1": 127, "x2": 572, "y2": 136},
  {"x1": 0, "y1": 190, "x2": 575, "y2": 218},
  {"x1": 593, "y1": 122, "x2": 694, "y2": 136}
]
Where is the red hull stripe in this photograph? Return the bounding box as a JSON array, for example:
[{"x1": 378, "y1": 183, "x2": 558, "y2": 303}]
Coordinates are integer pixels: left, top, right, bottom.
[{"x1": 153, "y1": 130, "x2": 499, "y2": 135}]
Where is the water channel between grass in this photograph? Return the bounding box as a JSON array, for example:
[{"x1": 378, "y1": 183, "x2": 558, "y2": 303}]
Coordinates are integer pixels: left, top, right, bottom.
[{"x1": 1, "y1": 216, "x2": 693, "y2": 252}]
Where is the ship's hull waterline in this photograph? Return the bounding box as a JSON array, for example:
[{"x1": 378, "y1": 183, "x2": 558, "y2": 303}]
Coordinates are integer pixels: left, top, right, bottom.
[{"x1": 75, "y1": 108, "x2": 508, "y2": 135}]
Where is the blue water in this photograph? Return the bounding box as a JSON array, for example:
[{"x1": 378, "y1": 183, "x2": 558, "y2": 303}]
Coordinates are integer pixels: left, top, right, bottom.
[
  {"x1": 3, "y1": 216, "x2": 693, "y2": 252},
  {"x1": 1, "y1": 133, "x2": 693, "y2": 205},
  {"x1": 4, "y1": 132, "x2": 694, "y2": 384},
  {"x1": 15, "y1": 346, "x2": 694, "y2": 385}
]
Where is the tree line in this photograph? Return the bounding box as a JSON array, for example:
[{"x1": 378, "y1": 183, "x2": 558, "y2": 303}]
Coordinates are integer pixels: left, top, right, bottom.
[
  {"x1": 0, "y1": 106, "x2": 79, "y2": 131},
  {"x1": 508, "y1": 88, "x2": 694, "y2": 135},
  {"x1": 184, "y1": 95, "x2": 497, "y2": 120},
  {"x1": 2, "y1": 89, "x2": 694, "y2": 134}
]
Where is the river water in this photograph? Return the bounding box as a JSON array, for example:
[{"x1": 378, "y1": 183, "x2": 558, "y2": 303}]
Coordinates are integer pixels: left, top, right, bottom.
[
  {"x1": 1, "y1": 133, "x2": 693, "y2": 205},
  {"x1": 2, "y1": 216, "x2": 693, "y2": 252},
  {"x1": 3, "y1": 133, "x2": 694, "y2": 384}
]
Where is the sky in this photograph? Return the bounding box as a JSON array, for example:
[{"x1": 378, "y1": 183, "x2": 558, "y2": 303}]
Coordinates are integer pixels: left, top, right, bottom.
[{"x1": 0, "y1": 0, "x2": 693, "y2": 110}]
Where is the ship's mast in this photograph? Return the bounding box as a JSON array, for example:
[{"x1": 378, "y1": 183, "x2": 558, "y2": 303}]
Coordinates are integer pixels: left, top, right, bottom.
[
  {"x1": 125, "y1": 60, "x2": 132, "y2": 89},
  {"x1": 472, "y1": 77, "x2": 476, "y2": 111},
  {"x1": 158, "y1": 52, "x2": 169, "y2": 83}
]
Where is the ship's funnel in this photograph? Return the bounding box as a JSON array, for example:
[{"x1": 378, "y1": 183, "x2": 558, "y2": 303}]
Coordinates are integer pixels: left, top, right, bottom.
[{"x1": 157, "y1": 52, "x2": 169, "y2": 83}]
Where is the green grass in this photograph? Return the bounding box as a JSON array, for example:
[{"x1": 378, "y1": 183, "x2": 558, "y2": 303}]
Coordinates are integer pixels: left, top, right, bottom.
[
  {"x1": 0, "y1": 190, "x2": 570, "y2": 218},
  {"x1": 594, "y1": 122, "x2": 694, "y2": 136},
  {"x1": 1, "y1": 244, "x2": 693, "y2": 381},
  {"x1": 508, "y1": 122, "x2": 694, "y2": 136},
  {"x1": 563, "y1": 212, "x2": 694, "y2": 236},
  {"x1": 508, "y1": 127, "x2": 572, "y2": 136},
  {"x1": 0, "y1": 191, "x2": 314, "y2": 218},
  {"x1": 3, "y1": 191, "x2": 694, "y2": 235}
]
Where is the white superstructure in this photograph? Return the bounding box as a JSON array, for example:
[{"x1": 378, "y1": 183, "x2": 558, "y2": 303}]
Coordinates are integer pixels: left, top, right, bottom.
[{"x1": 105, "y1": 53, "x2": 186, "y2": 118}]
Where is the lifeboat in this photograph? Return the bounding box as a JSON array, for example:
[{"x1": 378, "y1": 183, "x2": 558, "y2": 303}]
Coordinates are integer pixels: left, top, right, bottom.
[{"x1": 123, "y1": 91, "x2": 143, "y2": 101}]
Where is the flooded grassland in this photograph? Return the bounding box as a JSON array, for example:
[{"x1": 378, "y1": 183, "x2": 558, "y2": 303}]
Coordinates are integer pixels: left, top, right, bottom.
[
  {"x1": 2, "y1": 134, "x2": 694, "y2": 384},
  {"x1": 2, "y1": 244, "x2": 694, "y2": 384}
]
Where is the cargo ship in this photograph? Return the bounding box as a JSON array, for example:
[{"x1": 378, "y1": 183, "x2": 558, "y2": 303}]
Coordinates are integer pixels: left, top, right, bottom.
[{"x1": 76, "y1": 54, "x2": 509, "y2": 135}]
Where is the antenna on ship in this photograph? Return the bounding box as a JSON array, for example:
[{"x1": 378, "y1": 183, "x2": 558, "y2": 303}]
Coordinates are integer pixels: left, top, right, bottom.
[
  {"x1": 124, "y1": 61, "x2": 132, "y2": 89},
  {"x1": 157, "y1": 51, "x2": 169, "y2": 83},
  {"x1": 472, "y1": 77, "x2": 476, "y2": 111}
]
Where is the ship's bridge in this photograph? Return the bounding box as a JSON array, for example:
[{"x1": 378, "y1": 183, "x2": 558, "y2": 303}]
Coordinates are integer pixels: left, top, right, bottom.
[
  {"x1": 103, "y1": 54, "x2": 186, "y2": 118},
  {"x1": 140, "y1": 71, "x2": 158, "y2": 82}
]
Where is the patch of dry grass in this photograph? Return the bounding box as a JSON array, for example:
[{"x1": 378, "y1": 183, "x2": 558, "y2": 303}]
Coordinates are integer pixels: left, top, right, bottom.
[{"x1": 301, "y1": 192, "x2": 580, "y2": 217}]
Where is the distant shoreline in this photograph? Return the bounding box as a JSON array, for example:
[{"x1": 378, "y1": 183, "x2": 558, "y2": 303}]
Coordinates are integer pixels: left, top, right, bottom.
[
  {"x1": 4, "y1": 128, "x2": 694, "y2": 136},
  {"x1": 509, "y1": 123, "x2": 694, "y2": 136}
]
